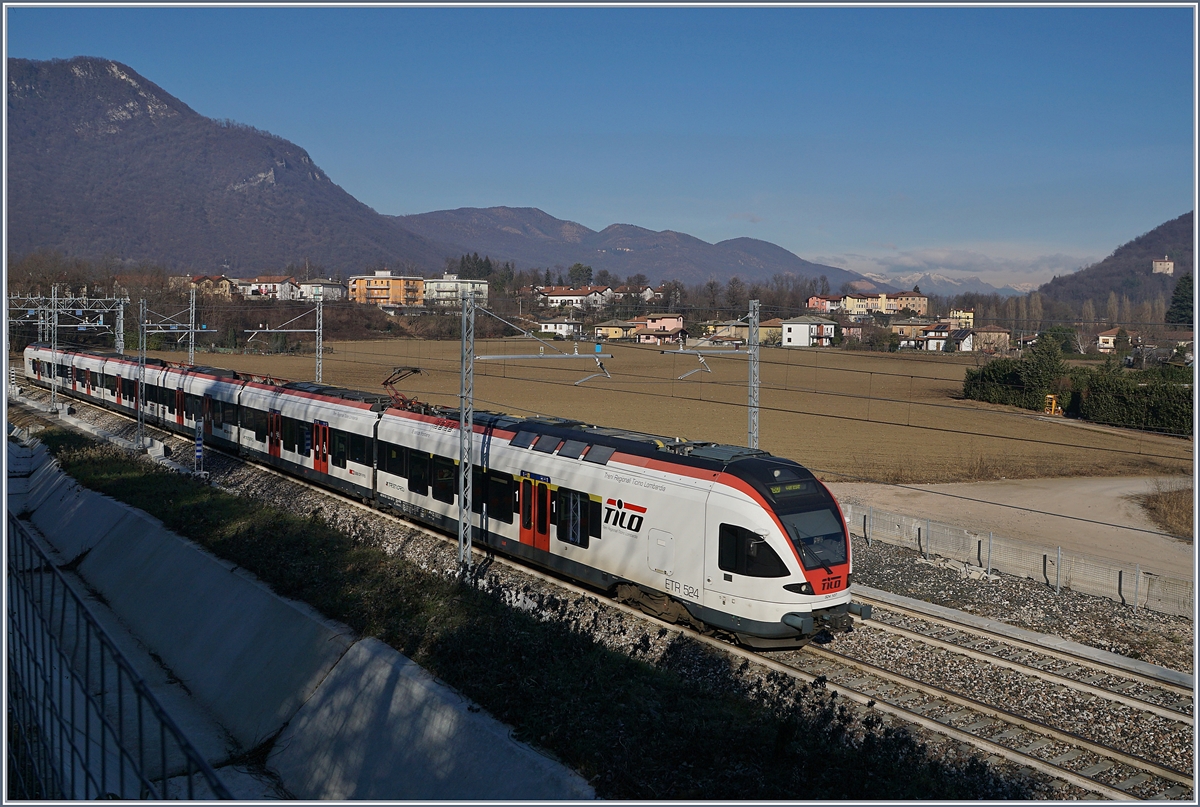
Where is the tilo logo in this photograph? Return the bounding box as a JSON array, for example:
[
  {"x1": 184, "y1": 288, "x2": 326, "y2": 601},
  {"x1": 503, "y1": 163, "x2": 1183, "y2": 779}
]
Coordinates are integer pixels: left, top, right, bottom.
[{"x1": 604, "y1": 499, "x2": 646, "y2": 532}]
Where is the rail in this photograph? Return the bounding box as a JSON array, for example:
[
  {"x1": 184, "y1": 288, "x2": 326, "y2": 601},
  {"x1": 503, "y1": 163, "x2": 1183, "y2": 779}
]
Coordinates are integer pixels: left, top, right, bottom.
[{"x1": 6, "y1": 511, "x2": 232, "y2": 800}]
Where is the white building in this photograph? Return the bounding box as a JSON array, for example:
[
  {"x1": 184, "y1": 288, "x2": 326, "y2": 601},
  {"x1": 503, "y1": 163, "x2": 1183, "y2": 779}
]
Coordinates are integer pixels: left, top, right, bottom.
[
  {"x1": 781, "y1": 316, "x2": 837, "y2": 347},
  {"x1": 237, "y1": 276, "x2": 301, "y2": 301},
  {"x1": 423, "y1": 273, "x2": 489, "y2": 307},
  {"x1": 298, "y1": 279, "x2": 346, "y2": 301},
  {"x1": 539, "y1": 317, "x2": 584, "y2": 338},
  {"x1": 538, "y1": 286, "x2": 614, "y2": 309}
]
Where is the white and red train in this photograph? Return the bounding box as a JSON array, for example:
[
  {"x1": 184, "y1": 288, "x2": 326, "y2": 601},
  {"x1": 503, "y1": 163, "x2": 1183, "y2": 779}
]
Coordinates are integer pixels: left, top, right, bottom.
[{"x1": 23, "y1": 343, "x2": 860, "y2": 648}]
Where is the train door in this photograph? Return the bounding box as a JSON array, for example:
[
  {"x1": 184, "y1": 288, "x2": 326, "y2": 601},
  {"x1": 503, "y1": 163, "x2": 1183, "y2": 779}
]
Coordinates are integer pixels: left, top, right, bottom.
[
  {"x1": 115, "y1": 374, "x2": 123, "y2": 406},
  {"x1": 312, "y1": 421, "x2": 330, "y2": 472},
  {"x1": 202, "y1": 394, "x2": 214, "y2": 437},
  {"x1": 519, "y1": 477, "x2": 551, "y2": 551},
  {"x1": 175, "y1": 388, "x2": 185, "y2": 426},
  {"x1": 34, "y1": 360, "x2": 42, "y2": 381},
  {"x1": 267, "y1": 411, "x2": 282, "y2": 458},
  {"x1": 85, "y1": 369, "x2": 92, "y2": 396}
]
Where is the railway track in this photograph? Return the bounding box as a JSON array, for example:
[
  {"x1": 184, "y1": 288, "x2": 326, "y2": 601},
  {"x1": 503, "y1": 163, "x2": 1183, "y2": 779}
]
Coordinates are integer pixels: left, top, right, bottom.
[{"x1": 11, "y1": 389, "x2": 1195, "y2": 800}]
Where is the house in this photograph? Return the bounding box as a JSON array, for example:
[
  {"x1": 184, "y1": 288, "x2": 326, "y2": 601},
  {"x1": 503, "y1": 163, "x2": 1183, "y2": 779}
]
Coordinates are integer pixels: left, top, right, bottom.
[
  {"x1": 948, "y1": 329, "x2": 975, "y2": 352},
  {"x1": 538, "y1": 286, "x2": 613, "y2": 309},
  {"x1": 170, "y1": 275, "x2": 238, "y2": 299},
  {"x1": 920, "y1": 322, "x2": 952, "y2": 351},
  {"x1": 539, "y1": 317, "x2": 584, "y2": 338},
  {"x1": 299, "y1": 279, "x2": 346, "y2": 301},
  {"x1": 760, "y1": 318, "x2": 784, "y2": 345},
  {"x1": 635, "y1": 326, "x2": 686, "y2": 345},
  {"x1": 706, "y1": 320, "x2": 748, "y2": 342},
  {"x1": 593, "y1": 319, "x2": 638, "y2": 341},
  {"x1": 347, "y1": 271, "x2": 424, "y2": 307},
  {"x1": 1097, "y1": 328, "x2": 1141, "y2": 354},
  {"x1": 1152, "y1": 256, "x2": 1175, "y2": 275},
  {"x1": 891, "y1": 291, "x2": 930, "y2": 316},
  {"x1": 806, "y1": 295, "x2": 844, "y2": 314},
  {"x1": 634, "y1": 313, "x2": 685, "y2": 333},
  {"x1": 423, "y1": 273, "x2": 489, "y2": 307},
  {"x1": 840, "y1": 324, "x2": 863, "y2": 342},
  {"x1": 781, "y1": 316, "x2": 837, "y2": 348},
  {"x1": 891, "y1": 318, "x2": 933, "y2": 349},
  {"x1": 973, "y1": 325, "x2": 1011, "y2": 353},
  {"x1": 948, "y1": 308, "x2": 974, "y2": 328},
  {"x1": 612, "y1": 285, "x2": 656, "y2": 302},
  {"x1": 238, "y1": 276, "x2": 301, "y2": 301}
]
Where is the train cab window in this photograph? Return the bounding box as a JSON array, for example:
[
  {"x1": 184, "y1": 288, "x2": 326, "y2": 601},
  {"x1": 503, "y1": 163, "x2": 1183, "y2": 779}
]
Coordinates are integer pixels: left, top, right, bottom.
[
  {"x1": 555, "y1": 488, "x2": 594, "y2": 548},
  {"x1": 510, "y1": 431, "x2": 537, "y2": 449},
  {"x1": 532, "y1": 434, "x2": 561, "y2": 453},
  {"x1": 557, "y1": 440, "x2": 588, "y2": 459},
  {"x1": 718, "y1": 524, "x2": 789, "y2": 578},
  {"x1": 349, "y1": 433, "x2": 371, "y2": 466},
  {"x1": 408, "y1": 452, "x2": 430, "y2": 495},
  {"x1": 331, "y1": 430, "x2": 348, "y2": 468},
  {"x1": 379, "y1": 441, "x2": 407, "y2": 477},
  {"x1": 431, "y1": 455, "x2": 457, "y2": 504}
]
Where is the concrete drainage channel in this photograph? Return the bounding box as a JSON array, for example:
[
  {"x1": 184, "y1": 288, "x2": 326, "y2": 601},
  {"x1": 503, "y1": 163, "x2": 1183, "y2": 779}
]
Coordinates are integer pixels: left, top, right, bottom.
[{"x1": 6, "y1": 414, "x2": 595, "y2": 800}]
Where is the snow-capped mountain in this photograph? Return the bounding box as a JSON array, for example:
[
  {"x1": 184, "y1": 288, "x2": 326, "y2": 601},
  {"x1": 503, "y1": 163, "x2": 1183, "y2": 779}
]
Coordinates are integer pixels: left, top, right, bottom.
[{"x1": 862, "y1": 272, "x2": 1029, "y2": 297}]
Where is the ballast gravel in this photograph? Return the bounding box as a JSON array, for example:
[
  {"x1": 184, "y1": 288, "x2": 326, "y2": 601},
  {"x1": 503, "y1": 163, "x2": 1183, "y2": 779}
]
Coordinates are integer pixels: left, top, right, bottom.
[{"x1": 12, "y1": 389, "x2": 1194, "y2": 800}]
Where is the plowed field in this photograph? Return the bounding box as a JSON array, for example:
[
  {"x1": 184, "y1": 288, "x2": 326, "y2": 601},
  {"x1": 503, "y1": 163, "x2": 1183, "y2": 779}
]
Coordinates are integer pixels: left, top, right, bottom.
[{"x1": 148, "y1": 340, "x2": 1193, "y2": 484}]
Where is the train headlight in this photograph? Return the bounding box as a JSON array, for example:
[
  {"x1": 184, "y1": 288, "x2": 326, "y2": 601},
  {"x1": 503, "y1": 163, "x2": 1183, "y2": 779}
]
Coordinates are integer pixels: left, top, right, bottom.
[{"x1": 783, "y1": 582, "x2": 814, "y2": 595}]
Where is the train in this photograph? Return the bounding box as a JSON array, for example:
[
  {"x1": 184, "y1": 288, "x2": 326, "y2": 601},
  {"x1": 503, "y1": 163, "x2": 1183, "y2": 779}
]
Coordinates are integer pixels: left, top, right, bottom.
[{"x1": 22, "y1": 342, "x2": 861, "y2": 649}]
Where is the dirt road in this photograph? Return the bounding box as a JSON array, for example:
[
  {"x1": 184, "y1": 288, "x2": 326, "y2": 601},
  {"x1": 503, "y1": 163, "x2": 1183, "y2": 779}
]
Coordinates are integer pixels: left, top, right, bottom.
[{"x1": 827, "y1": 476, "x2": 1194, "y2": 578}]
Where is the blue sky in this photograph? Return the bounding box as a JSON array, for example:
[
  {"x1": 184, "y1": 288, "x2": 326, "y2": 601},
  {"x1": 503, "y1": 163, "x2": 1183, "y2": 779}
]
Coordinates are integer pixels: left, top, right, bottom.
[{"x1": 6, "y1": 5, "x2": 1196, "y2": 287}]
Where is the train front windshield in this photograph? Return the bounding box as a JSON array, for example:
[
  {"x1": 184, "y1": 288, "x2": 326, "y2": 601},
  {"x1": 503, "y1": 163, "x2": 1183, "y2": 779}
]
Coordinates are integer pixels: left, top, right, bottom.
[{"x1": 762, "y1": 469, "x2": 849, "y2": 571}]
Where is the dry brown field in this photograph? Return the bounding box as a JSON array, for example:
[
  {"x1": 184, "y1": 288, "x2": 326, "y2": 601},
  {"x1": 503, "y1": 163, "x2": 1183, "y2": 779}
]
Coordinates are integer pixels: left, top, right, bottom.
[{"x1": 148, "y1": 339, "x2": 1194, "y2": 485}]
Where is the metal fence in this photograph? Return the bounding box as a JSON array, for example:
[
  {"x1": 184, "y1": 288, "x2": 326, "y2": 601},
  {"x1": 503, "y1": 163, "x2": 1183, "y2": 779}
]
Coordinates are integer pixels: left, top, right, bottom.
[
  {"x1": 844, "y1": 502, "x2": 1194, "y2": 618},
  {"x1": 6, "y1": 512, "x2": 232, "y2": 799}
]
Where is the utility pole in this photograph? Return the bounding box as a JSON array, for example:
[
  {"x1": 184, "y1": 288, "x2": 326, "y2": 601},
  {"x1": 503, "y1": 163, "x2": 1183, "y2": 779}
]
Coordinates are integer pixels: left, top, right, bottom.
[
  {"x1": 50, "y1": 285, "x2": 59, "y2": 413},
  {"x1": 458, "y1": 289, "x2": 476, "y2": 574},
  {"x1": 137, "y1": 298, "x2": 147, "y2": 450},
  {"x1": 189, "y1": 288, "x2": 196, "y2": 366},
  {"x1": 315, "y1": 291, "x2": 324, "y2": 383},
  {"x1": 748, "y1": 299, "x2": 760, "y2": 449},
  {"x1": 115, "y1": 298, "x2": 125, "y2": 355}
]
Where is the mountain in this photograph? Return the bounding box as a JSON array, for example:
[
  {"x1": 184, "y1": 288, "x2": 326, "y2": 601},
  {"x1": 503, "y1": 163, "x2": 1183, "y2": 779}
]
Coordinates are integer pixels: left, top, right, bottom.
[
  {"x1": 862, "y1": 272, "x2": 1029, "y2": 298},
  {"x1": 7, "y1": 55, "x2": 868, "y2": 288},
  {"x1": 1036, "y1": 211, "x2": 1193, "y2": 307},
  {"x1": 7, "y1": 56, "x2": 455, "y2": 275},
  {"x1": 394, "y1": 208, "x2": 866, "y2": 287}
]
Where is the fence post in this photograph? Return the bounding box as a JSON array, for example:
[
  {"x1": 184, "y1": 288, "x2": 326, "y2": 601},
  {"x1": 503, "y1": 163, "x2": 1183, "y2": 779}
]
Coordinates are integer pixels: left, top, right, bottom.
[
  {"x1": 1134, "y1": 564, "x2": 1140, "y2": 613},
  {"x1": 926, "y1": 518, "x2": 931, "y2": 558},
  {"x1": 868, "y1": 506, "x2": 873, "y2": 546},
  {"x1": 917, "y1": 526, "x2": 923, "y2": 558},
  {"x1": 1055, "y1": 546, "x2": 1061, "y2": 595},
  {"x1": 986, "y1": 532, "x2": 992, "y2": 577},
  {"x1": 863, "y1": 514, "x2": 869, "y2": 547}
]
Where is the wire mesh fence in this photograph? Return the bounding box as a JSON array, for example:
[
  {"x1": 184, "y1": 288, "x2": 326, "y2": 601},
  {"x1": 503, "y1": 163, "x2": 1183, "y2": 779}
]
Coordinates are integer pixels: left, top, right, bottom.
[
  {"x1": 843, "y1": 502, "x2": 1194, "y2": 618},
  {"x1": 6, "y1": 512, "x2": 232, "y2": 800}
]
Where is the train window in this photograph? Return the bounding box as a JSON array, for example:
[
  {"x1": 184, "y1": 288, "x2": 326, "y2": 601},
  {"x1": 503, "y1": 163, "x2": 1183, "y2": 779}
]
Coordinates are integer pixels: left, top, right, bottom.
[
  {"x1": 167, "y1": 388, "x2": 177, "y2": 413},
  {"x1": 349, "y1": 433, "x2": 370, "y2": 466},
  {"x1": 212, "y1": 400, "x2": 224, "y2": 429},
  {"x1": 471, "y1": 467, "x2": 487, "y2": 514},
  {"x1": 718, "y1": 524, "x2": 789, "y2": 578},
  {"x1": 75, "y1": 367, "x2": 86, "y2": 383},
  {"x1": 555, "y1": 488, "x2": 590, "y2": 548},
  {"x1": 122, "y1": 377, "x2": 137, "y2": 400},
  {"x1": 104, "y1": 375, "x2": 117, "y2": 395},
  {"x1": 510, "y1": 431, "x2": 537, "y2": 449},
  {"x1": 581, "y1": 445, "x2": 615, "y2": 465},
  {"x1": 57, "y1": 363, "x2": 70, "y2": 379},
  {"x1": 298, "y1": 422, "x2": 311, "y2": 456},
  {"x1": 379, "y1": 441, "x2": 407, "y2": 477},
  {"x1": 779, "y1": 508, "x2": 848, "y2": 570},
  {"x1": 223, "y1": 401, "x2": 238, "y2": 429},
  {"x1": 243, "y1": 407, "x2": 268, "y2": 442},
  {"x1": 488, "y1": 472, "x2": 515, "y2": 524},
  {"x1": 332, "y1": 430, "x2": 348, "y2": 468},
  {"x1": 408, "y1": 452, "x2": 430, "y2": 496},
  {"x1": 536, "y1": 483, "x2": 549, "y2": 536},
  {"x1": 521, "y1": 479, "x2": 533, "y2": 530},
  {"x1": 431, "y1": 456, "x2": 456, "y2": 504},
  {"x1": 281, "y1": 417, "x2": 296, "y2": 452},
  {"x1": 557, "y1": 440, "x2": 588, "y2": 459},
  {"x1": 532, "y1": 434, "x2": 561, "y2": 453},
  {"x1": 185, "y1": 394, "x2": 202, "y2": 418}
]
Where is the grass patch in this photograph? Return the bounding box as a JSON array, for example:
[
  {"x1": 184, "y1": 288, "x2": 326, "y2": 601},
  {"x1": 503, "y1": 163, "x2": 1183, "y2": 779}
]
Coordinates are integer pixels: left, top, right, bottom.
[
  {"x1": 36, "y1": 426, "x2": 1035, "y2": 799},
  {"x1": 1134, "y1": 482, "x2": 1194, "y2": 541}
]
